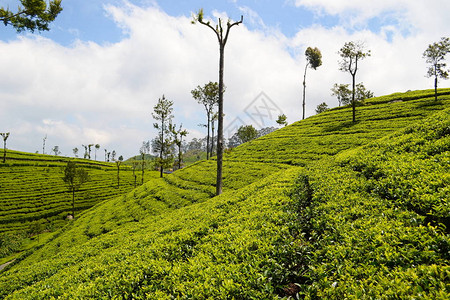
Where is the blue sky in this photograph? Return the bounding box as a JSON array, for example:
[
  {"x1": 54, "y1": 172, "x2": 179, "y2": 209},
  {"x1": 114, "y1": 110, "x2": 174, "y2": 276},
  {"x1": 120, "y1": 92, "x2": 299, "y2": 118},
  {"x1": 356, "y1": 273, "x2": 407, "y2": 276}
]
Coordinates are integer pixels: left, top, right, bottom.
[
  {"x1": 1, "y1": 0, "x2": 339, "y2": 44},
  {"x1": 0, "y1": 0, "x2": 449, "y2": 158}
]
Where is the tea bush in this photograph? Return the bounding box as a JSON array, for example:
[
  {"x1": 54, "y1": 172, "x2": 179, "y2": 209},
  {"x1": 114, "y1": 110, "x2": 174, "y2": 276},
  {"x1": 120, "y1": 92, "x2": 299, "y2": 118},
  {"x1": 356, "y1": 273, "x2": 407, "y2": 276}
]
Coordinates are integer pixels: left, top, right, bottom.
[
  {"x1": 292, "y1": 108, "x2": 450, "y2": 299},
  {"x1": 1, "y1": 89, "x2": 449, "y2": 298}
]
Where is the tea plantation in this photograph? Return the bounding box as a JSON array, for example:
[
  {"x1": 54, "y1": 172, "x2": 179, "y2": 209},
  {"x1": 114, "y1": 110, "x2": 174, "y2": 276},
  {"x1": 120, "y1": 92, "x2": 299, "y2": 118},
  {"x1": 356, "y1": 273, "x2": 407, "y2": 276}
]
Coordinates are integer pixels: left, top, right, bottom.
[
  {"x1": 0, "y1": 89, "x2": 449, "y2": 298},
  {"x1": 0, "y1": 152, "x2": 158, "y2": 259}
]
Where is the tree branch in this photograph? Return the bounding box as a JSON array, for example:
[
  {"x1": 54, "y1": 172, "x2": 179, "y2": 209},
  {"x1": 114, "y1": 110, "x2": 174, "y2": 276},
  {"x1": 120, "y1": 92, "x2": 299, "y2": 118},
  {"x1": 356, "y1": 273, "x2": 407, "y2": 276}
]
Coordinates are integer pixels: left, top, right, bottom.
[
  {"x1": 198, "y1": 19, "x2": 221, "y2": 43},
  {"x1": 224, "y1": 16, "x2": 243, "y2": 45}
]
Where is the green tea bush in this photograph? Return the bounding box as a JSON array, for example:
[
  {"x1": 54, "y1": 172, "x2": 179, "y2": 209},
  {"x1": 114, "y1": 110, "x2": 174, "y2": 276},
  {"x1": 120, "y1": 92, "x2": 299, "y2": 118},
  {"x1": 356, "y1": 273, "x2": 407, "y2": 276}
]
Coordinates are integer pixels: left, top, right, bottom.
[
  {"x1": 292, "y1": 108, "x2": 450, "y2": 299},
  {"x1": 1, "y1": 89, "x2": 450, "y2": 298}
]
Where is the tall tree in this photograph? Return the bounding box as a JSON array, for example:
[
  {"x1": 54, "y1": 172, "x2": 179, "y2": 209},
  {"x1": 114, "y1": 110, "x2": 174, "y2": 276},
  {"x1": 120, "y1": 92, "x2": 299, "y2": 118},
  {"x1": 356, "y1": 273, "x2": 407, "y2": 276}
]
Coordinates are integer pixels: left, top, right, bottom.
[
  {"x1": 73, "y1": 147, "x2": 79, "y2": 158},
  {"x1": 171, "y1": 124, "x2": 188, "y2": 170},
  {"x1": 94, "y1": 144, "x2": 100, "y2": 160},
  {"x1": 82, "y1": 144, "x2": 88, "y2": 159},
  {"x1": 114, "y1": 155, "x2": 123, "y2": 188},
  {"x1": 140, "y1": 141, "x2": 150, "y2": 185},
  {"x1": 42, "y1": 134, "x2": 47, "y2": 154},
  {"x1": 302, "y1": 47, "x2": 322, "y2": 120},
  {"x1": 52, "y1": 145, "x2": 60, "y2": 156},
  {"x1": 193, "y1": 9, "x2": 243, "y2": 195},
  {"x1": 338, "y1": 41, "x2": 371, "y2": 122},
  {"x1": 152, "y1": 95, "x2": 174, "y2": 178},
  {"x1": 0, "y1": 0, "x2": 62, "y2": 33},
  {"x1": 191, "y1": 81, "x2": 219, "y2": 160},
  {"x1": 62, "y1": 161, "x2": 89, "y2": 219},
  {"x1": 88, "y1": 144, "x2": 94, "y2": 160},
  {"x1": 423, "y1": 37, "x2": 450, "y2": 101},
  {"x1": 131, "y1": 160, "x2": 139, "y2": 188},
  {"x1": 1, "y1": 132, "x2": 10, "y2": 163},
  {"x1": 210, "y1": 112, "x2": 218, "y2": 157}
]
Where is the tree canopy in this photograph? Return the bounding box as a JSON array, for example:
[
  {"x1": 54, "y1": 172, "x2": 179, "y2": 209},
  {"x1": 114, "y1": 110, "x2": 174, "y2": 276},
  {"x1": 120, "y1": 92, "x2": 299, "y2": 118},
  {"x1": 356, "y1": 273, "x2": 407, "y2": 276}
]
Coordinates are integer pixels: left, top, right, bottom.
[
  {"x1": 331, "y1": 82, "x2": 373, "y2": 106},
  {"x1": 423, "y1": 37, "x2": 450, "y2": 101},
  {"x1": 191, "y1": 81, "x2": 219, "y2": 160},
  {"x1": 0, "y1": 0, "x2": 62, "y2": 33},
  {"x1": 237, "y1": 125, "x2": 258, "y2": 144}
]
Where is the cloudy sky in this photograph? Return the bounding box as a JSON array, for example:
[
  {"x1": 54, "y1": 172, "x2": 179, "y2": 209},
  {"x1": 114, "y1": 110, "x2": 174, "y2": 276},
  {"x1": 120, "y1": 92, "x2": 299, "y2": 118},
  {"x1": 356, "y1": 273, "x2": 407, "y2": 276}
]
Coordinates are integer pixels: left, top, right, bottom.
[{"x1": 0, "y1": 0, "x2": 449, "y2": 159}]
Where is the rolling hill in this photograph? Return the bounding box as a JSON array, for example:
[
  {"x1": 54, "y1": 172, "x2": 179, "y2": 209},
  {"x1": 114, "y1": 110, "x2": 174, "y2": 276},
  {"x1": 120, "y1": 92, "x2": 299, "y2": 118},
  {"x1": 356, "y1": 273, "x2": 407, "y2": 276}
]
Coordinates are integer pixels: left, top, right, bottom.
[
  {"x1": 0, "y1": 152, "x2": 158, "y2": 260},
  {"x1": 0, "y1": 89, "x2": 449, "y2": 299}
]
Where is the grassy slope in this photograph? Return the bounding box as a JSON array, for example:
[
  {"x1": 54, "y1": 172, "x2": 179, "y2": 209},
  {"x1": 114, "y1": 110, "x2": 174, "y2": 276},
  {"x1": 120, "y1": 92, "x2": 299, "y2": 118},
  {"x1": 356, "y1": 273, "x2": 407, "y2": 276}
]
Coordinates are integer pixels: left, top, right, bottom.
[
  {"x1": 295, "y1": 108, "x2": 450, "y2": 298},
  {"x1": 0, "y1": 89, "x2": 449, "y2": 298},
  {"x1": 0, "y1": 152, "x2": 157, "y2": 242}
]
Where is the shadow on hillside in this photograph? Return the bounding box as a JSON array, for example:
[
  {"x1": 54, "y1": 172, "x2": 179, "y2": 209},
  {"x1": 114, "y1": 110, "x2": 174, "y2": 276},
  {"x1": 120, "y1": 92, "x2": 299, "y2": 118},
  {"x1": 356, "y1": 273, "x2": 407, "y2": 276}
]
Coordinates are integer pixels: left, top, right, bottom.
[
  {"x1": 324, "y1": 120, "x2": 360, "y2": 132},
  {"x1": 415, "y1": 99, "x2": 443, "y2": 108}
]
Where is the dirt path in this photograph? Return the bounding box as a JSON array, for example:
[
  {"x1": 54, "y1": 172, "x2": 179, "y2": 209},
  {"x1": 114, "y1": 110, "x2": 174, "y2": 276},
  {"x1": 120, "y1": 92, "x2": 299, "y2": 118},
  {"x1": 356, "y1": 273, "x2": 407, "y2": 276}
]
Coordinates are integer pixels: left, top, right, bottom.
[{"x1": 0, "y1": 260, "x2": 15, "y2": 272}]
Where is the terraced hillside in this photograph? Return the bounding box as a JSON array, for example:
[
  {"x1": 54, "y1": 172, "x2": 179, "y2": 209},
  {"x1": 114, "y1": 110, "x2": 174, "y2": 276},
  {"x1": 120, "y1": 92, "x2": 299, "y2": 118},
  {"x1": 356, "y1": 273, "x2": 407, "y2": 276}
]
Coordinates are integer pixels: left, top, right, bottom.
[
  {"x1": 0, "y1": 89, "x2": 449, "y2": 298},
  {"x1": 0, "y1": 151, "x2": 157, "y2": 235}
]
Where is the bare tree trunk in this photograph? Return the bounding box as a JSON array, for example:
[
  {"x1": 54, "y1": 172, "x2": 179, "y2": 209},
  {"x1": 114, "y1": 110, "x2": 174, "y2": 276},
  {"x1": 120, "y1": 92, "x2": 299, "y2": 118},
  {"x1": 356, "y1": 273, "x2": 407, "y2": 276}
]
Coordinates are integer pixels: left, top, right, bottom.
[
  {"x1": 352, "y1": 73, "x2": 356, "y2": 122},
  {"x1": 117, "y1": 164, "x2": 120, "y2": 188},
  {"x1": 211, "y1": 118, "x2": 215, "y2": 157},
  {"x1": 435, "y1": 74, "x2": 438, "y2": 101},
  {"x1": 206, "y1": 114, "x2": 210, "y2": 160},
  {"x1": 196, "y1": 13, "x2": 242, "y2": 196},
  {"x1": 141, "y1": 152, "x2": 145, "y2": 185},
  {"x1": 2, "y1": 140, "x2": 6, "y2": 163},
  {"x1": 160, "y1": 120, "x2": 164, "y2": 178},
  {"x1": 72, "y1": 189, "x2": 75, "y2": 219},
  {"x1": 216, "y1": 43, "x2": 225, "y2": 196},
  {"x1": 302, "y1": 64, "x2": 308, "y2": 120}
]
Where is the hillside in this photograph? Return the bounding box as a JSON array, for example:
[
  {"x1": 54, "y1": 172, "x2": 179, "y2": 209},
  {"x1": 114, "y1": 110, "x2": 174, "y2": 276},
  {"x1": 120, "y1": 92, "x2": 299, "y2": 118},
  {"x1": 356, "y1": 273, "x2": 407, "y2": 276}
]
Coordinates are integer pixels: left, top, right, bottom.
[
  {"x1": 0, "y1": 152, "x2": 157, "y2": 260},
  {"x1": 0, "y1": 89, "x2": 449, "y2": 298}
]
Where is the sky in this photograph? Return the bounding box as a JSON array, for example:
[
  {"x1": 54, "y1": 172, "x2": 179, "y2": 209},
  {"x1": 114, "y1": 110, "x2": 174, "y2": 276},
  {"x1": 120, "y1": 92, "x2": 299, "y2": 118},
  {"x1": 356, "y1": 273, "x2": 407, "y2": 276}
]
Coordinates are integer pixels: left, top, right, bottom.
[{"x1": 0, "y1": 0, "x2": 449, "y2": 159}]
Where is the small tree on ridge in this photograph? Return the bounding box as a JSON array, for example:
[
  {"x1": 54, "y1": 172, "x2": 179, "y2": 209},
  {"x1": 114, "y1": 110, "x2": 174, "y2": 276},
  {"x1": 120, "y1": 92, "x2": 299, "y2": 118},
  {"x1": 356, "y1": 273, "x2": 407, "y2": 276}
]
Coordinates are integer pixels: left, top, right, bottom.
[
  {"x1": 423, "y1": 37, "x2": 450, "y2": 101},
  {"x1": 302, "y1": 47, "x2": 322, "y2": 120},
  {"x1": 191, "y1": 81, "x2": 219, "y2": 160},
  {"x1": 1, "y1": 132, "x2": 10, "y2": 163},
  {"x1": 62, "y1": 161, "x2": 89, "y2": 219},
  {"x1": 152, "y1": 95, "x2": 174, "y2": 178},
  {"x1": 338, "y1": 41, "x2": 371, "y2": 122}
]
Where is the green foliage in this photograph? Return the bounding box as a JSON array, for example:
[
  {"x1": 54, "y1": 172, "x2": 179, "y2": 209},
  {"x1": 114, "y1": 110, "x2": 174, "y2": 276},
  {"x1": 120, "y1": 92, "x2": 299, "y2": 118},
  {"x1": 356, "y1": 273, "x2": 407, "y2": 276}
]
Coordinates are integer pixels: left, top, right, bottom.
[
  {"x1": 338, "y1": 41, "x2": 371, "y2": 74},
  {"x1": 0, "y1": 0, "x2": 62, "y2": 32},
  {"x1": 62, "y1": 161, "x2": 89, "y2": 194},
  {"x1": 276, "y1": 114, "x2": 288, "y2": 127},
  {"x1": 236, "y1": 124, "x2": 258, "y2": 144},
  {"x1": 423, "y1": 37, "x2": 450, "y2": 80},
  {"x1": 0, "y1": 167, "x2": 304, "y2": 299},
  {"x1": 315, "y1": 102, "x2": 329, "y2": 114},
  {"x1": 191, "y1": 81, "x2": 219, "y2": 159},
  {"x1": 153, "y1": 95, "x2": 174, "y2": 176},
  {"x1": 0, "y1": 151, "x2": 158, "y2": 237},
  {"x1": 305, "y1": 47, "x2": 322, "y2": 70},
  {"x1": 423, "y1": 37, "x2": 450, "y2": 100},
  {"x1": 289, "y1": 108, "x2": 450, "y2": 298},
  {"x1": 0, "y1": 89, "x2": 449, "y2": 298},
  {"x1": 338, "y1": 41, "x2": 371, "y2": 122}
]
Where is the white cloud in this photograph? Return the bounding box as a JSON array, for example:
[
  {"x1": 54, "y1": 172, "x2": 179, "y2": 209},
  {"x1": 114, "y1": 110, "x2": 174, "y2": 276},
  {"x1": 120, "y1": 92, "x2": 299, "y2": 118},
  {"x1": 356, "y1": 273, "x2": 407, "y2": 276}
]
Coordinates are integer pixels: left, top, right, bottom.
[{"x1": 0, "y1": 1, "x2": 448, "y2": 158}]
